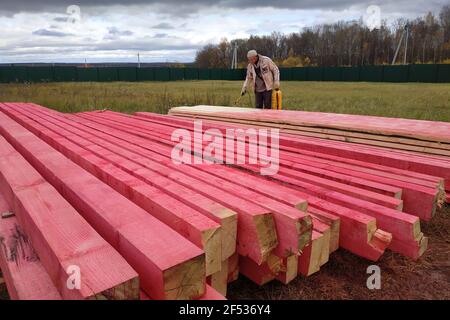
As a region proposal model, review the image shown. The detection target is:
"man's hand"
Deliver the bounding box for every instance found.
[274,82,280,90]
[241,88,247,96]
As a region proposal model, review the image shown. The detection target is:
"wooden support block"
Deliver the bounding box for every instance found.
[276,254,298,284]
[0,110,205,300]
[310,217,331,266]
[298,231,325,276]
[308,207,340,252]
[227,253,239,283]
[0,135,139,300]
[207,260,228,297]
[239,254,282,286]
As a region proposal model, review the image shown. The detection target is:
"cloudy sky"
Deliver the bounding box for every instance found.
[0,0,447,63]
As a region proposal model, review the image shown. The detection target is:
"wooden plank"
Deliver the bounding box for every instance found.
[310,217,331,266]
[0,135,139,300]
[276,254,298,284]
[6,104,273,266]
[0,109,205,300]
[207,260,228,296]
[0,193,61,300]
[308,207,340,252]
[227,253,239,283]
[298,231,325,276]
[3,107,222,276]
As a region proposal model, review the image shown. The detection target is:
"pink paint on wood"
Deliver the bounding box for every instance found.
[0,106,204,300]
[0,193,61,300]
[0,135,138,300]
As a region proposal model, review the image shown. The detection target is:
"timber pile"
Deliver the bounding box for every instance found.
[169,106,450,157]
[0,102,446,300]
[169,105,450,205]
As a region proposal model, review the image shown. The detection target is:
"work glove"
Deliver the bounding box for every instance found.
[241,88,247,96]
[274,82,280,90]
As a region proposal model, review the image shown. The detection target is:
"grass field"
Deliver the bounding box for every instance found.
[0,81,449,121]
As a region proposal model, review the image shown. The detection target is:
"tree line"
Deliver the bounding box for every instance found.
[195,5,450,68]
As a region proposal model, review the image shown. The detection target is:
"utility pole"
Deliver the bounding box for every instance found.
[231,44,238,69]
[392,24,409,65]
[137,52,141,68]
[84,58,87,68]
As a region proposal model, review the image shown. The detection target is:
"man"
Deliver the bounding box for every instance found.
[241,50,280,109]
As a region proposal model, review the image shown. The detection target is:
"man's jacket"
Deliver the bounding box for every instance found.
[242,55,280,92]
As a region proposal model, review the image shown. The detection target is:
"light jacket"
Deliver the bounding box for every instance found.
[242,55,280,92]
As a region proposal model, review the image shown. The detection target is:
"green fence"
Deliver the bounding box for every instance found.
[0,64,448,83]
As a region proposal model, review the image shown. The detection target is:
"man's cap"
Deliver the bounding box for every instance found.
[247,50,258,58]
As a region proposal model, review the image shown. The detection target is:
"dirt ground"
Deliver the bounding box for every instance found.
[1,205,448,300]
[228,204,450,300]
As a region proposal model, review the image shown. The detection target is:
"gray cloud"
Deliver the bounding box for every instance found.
[53,16,68,22]
[152,22,175,29]
[32,28,73,37]
[153,33,169,38]
[108,26,133,36]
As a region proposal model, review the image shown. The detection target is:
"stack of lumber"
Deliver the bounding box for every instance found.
[0,102,446,299]
[169,106,450,157]
[169,106,450,205]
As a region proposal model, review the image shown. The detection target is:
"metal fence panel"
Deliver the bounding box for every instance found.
[136,68,154,81]
[27,67,54,82]
[97,67,118,82]
[291,68,308,81]
[53,67,78,82]
[184,68,199,80]
[437,64,450,83]
[280,68,293,81]
[209,68,222,80]
[307,67,323,81]
[77,68,98,82]
[341,67,360,81]
[198,68,210,80]
[154,67,170,81]
[323,67,342,81]
[383,65,409,82]
[360,65,384,82]
[117,67,137,81]
[170,68,185,81]
[408,64,437,83]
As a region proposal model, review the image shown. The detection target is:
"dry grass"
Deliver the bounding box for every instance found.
[228,204,450,300]
[0,81,449,121]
